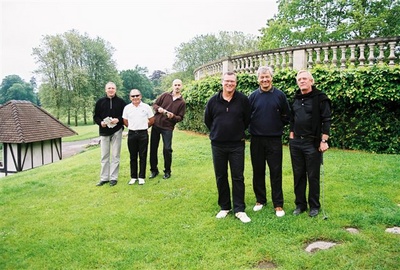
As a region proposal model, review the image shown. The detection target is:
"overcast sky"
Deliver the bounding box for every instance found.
[1,0,278,82]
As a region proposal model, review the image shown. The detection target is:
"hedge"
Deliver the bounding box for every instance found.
[179,66,400,154]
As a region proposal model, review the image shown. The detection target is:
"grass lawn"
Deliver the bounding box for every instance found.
[1,127,399,269]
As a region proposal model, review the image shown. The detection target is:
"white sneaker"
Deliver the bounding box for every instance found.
[216,210,230,219]
[128,178,137,185]
[253,203,264,211]
[138,178,145,185]
[235,212,251,223]
[275,207,285,217]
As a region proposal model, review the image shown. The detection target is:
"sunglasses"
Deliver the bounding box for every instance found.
[130,95,140,98]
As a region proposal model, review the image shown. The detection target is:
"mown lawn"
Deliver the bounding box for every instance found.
[1,128,399,269]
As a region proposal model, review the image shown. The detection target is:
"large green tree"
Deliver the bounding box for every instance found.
[259,0,400,50]
[0,75,37,104]
[33,30,120,125]
[173,31,259,80]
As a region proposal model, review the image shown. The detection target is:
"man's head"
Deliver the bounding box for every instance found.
[129,89,142,105]
[172,79,183,94]
[296,70,314,93]
[222,72,237,94]
[105,82,117,98]
[257,66,274,91]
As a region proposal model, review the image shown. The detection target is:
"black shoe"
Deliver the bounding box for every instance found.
[96,181,109,186]
[309,209,319,217]
[149,171,159,179]
[163,173,171,179]
[109,180,117,186]
[293,207,306,215]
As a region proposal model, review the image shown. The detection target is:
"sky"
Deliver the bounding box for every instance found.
[1,0,278,82]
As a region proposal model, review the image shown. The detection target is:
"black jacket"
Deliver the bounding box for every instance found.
[93,95,126,136]
[204,90,250,146]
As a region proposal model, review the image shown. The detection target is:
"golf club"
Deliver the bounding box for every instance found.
[321,153,328,220]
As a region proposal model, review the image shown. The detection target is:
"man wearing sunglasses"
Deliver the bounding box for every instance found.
[123,89,154,185]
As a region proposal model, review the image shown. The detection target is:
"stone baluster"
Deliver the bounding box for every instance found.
[331,46,338,67]
[377,43,385,65]
[388,42,397,66]
[368,43,375,66]
[315,48,321,65]
[288,51,293,69]
[322,47,330,67]
[249,56,255,72]
[349,45,356,67]
[358,44,366,66]
[257,55,264,68]
[281,52,287,68]
[269,53,275,69]
[340,45,347,69]
[307,48,313,68]
[274,53,281,69]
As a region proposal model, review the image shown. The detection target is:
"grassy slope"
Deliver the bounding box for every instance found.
[1,128,399,270]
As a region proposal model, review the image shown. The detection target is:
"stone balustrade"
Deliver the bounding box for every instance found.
[194,36,400,80]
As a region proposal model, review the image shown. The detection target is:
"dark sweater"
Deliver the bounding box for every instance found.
[290,86,332,147]
[204,90,250,146]
[152,92,186,131]
[248,86,291,137]
[93,95,126,136]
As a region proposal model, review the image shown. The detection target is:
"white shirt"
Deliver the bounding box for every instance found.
[122,102,154,130]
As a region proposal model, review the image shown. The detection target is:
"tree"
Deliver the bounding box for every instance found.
[120,66,154,103]
[259,0,400,50]
[33,30,120,125]
[0,75,37,104]
[173,31,259,79]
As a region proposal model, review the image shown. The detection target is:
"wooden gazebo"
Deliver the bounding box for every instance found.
[0,100,77,177]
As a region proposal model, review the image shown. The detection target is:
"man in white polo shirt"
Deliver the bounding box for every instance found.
[123,89,154,185]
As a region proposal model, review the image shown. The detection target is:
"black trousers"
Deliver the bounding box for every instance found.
[149,125,173,174]
[250,136,284,208]
[211,144,246,214]
[127,130,149,179]
[289,138,321,210]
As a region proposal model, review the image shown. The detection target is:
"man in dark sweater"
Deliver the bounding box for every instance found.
[289,70,331,217]
[249,66,291,217]
[93,82,126,187]
[149,79,186,180]
[204,72,251,223]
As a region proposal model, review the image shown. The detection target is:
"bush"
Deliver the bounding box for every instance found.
[181,66,400,154]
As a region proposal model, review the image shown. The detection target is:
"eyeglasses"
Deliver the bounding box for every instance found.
[130,95,140,98]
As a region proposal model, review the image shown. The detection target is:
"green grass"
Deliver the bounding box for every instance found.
[63,124,99,142]
[1,129,399,269]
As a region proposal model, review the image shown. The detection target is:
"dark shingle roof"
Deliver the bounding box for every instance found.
[0,100,77,143]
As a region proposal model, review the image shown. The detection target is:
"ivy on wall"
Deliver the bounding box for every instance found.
[180,66,400,154]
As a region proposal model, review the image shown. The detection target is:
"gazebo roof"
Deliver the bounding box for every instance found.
[0,100,77,143]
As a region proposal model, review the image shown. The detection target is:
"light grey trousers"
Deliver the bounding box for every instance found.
[100,128,123,182]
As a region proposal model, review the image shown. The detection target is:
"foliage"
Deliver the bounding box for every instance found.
[0,75,37,104]
[259,0,400,50]
[1,130,399,269]
[32,29,120,125]
[119,66,154,103]
[173,31,259,79]
[181,66,400,154]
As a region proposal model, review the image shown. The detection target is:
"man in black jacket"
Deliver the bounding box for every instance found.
[204,72,252,223]
[93,82,126,187]
[289,70,331,217]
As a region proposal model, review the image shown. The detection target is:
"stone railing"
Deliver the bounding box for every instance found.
[194,36,400,80]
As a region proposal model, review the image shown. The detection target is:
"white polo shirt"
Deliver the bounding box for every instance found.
[122,102,154,131]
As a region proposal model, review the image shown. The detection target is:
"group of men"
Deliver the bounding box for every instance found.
[205,67,331,223]
[93,79,186,187]
[92,66,331,224]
